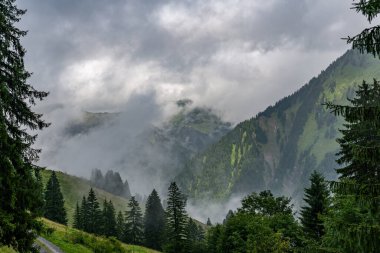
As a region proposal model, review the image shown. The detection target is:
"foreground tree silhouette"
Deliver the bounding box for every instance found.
[164,182,188,253]
[84,188,102,234]
[300,171,330,241]
[144,189,165,250]
[125,196,144,245]
[324,80,380,252]
[346,0,380,57]
[44,171,67,225]
[0,0,49,252]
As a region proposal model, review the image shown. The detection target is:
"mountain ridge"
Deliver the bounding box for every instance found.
[177,50,380,205]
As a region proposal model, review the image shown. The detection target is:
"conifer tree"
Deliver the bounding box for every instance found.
[44,171,67,225]
[125,196,144,245]
[0,0,49,251]
[346,0,380,57]
[102,199,117,237]
[116,211,125,242]
[165,182,188,253]
[325,80,380,205]
[300,171,330,241]
[206,218,212,226]
[144,189,166,250]
[85,188,102,234]
[80,196,88,230]
[73,201,81,230]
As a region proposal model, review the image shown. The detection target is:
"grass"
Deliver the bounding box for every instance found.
[40,170,130,226]
[41,218,160,253]
[0,247,17,253]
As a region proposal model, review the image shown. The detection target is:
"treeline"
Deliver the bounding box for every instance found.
[72,182,206,252]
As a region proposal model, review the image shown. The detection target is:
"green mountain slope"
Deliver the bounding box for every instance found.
[40,170,130,225]
[177,50,380,204]
[41,218,161,253]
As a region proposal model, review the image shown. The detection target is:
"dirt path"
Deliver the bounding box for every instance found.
[35,237,64,253]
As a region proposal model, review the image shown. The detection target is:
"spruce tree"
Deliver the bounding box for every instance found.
[0,0,49,251]
[300,171,330,241]
[85,188,102,234]
[116,211,125,242]
[324,80,380,252]
[73,201,81,230]
[346,0,380,57]
[79,196,88,231]
[325,80,380,204]
[144,189,166,250]
[125,196,144,245]
[206,218,212,226]
[165,182,188,253]
[101,199,117,237]
[321,2,380,252]
[44,171,67,225]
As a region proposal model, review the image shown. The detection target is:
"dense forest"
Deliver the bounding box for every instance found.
[0,0,380,253]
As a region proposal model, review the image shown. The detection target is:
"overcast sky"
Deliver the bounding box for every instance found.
[16,0,369,123]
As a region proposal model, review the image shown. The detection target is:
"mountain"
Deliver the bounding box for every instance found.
[177,50,380,204]
[59,106,231,196]
[64,111,119,136]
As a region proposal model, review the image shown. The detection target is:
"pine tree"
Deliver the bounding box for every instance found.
[325,80,380,205]
[144,189,166,250]
[165,182,188,253]
[324,80,380,252]
[0,0,49,251]
[206,218,212,226]
[116,211,125,241]
[101,199,117,237]
[125,196,144,245]
[73,201,81,229]
[300,171,330,241]
[44,171,67,225]
[346,0,380,57]
[80,196,88,231]
[85,188,102,234]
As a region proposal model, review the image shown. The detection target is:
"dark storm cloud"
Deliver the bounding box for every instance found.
[17,0,367,122]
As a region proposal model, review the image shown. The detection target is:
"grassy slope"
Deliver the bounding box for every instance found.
[40,170,130,226]
[0,247,16,253]
[41,218,160,253]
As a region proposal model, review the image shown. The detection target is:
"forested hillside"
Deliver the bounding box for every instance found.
[40,170,130,225]
[177,50,380,204]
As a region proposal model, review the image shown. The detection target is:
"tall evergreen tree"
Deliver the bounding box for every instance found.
[346,0,380,57]
[324,80,380,252]
[165,182,188,253]
[0,0,49,251]
[116,211,125,242]
[44,171,67,225]
[321,2,380,252]
[79,196,88,230]
[300,171,330,241]
[206,218,212,226]
[85,188,102,234]
[325,80,380,204]
[144,189,166,250]
[101,199,117,237]
[125,196,144,245]
[73,201,81,230]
